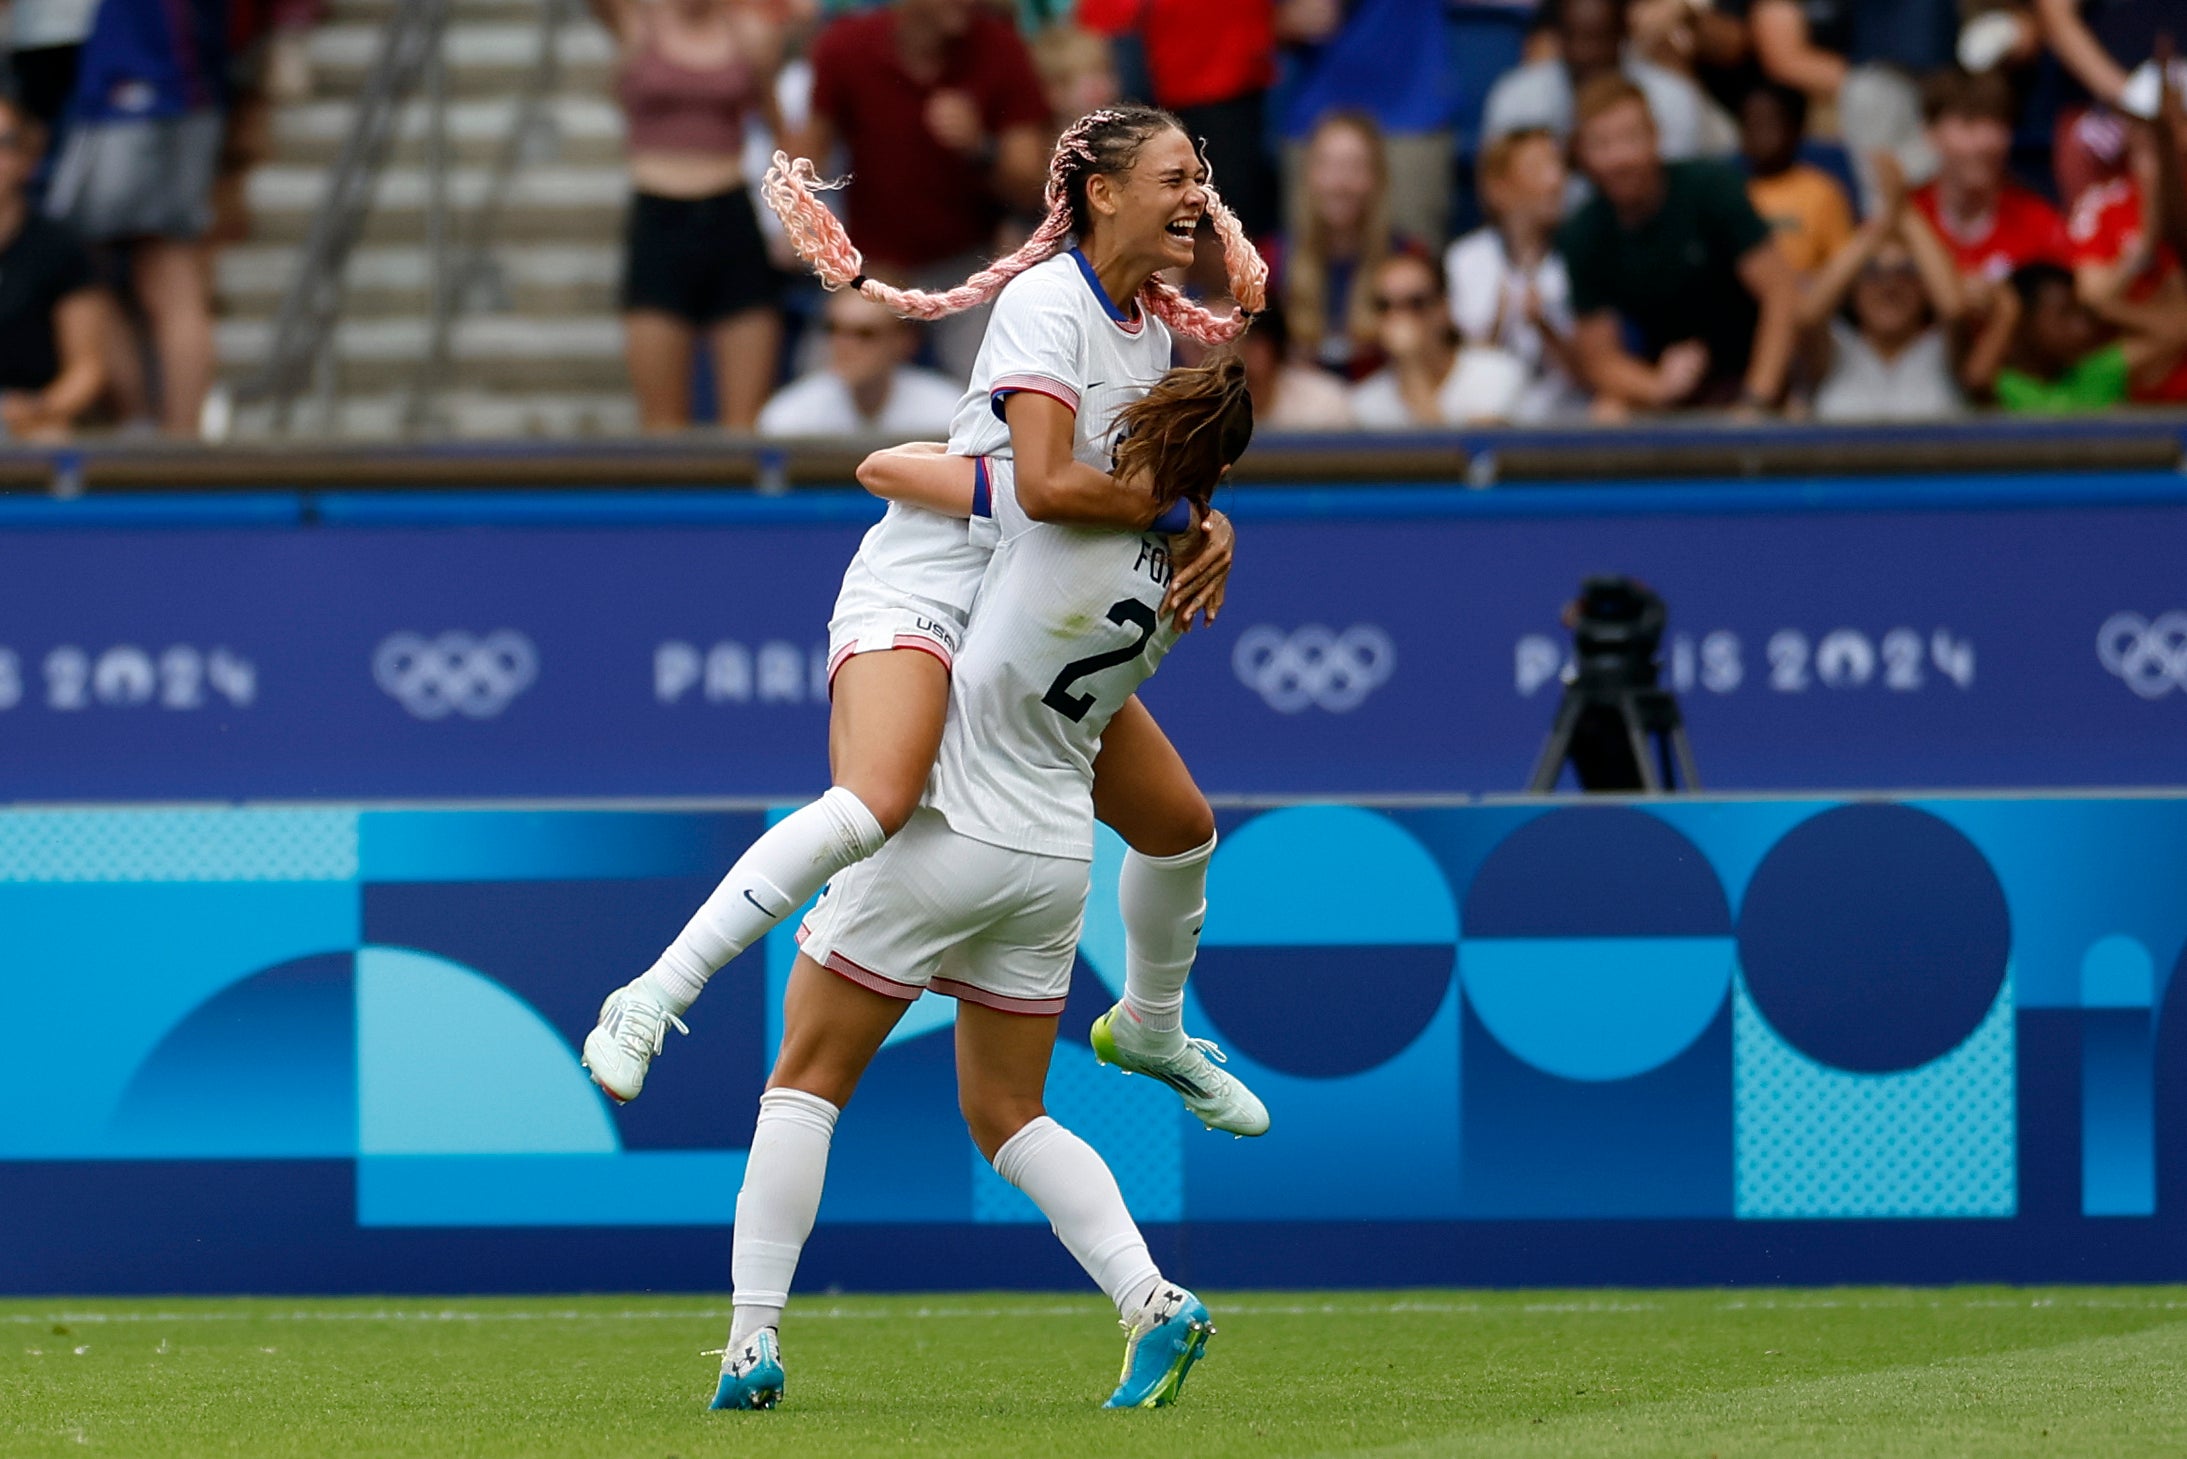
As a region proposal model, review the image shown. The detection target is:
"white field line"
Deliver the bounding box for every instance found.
[6,1295,2187,1326]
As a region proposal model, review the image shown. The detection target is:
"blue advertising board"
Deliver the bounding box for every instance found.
[4,794,2186,1295]
[1,473,2184,801]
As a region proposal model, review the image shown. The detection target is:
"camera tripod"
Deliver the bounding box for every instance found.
[1526,678,1702,793]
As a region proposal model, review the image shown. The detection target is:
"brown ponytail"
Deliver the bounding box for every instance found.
[1111,354,1255,515]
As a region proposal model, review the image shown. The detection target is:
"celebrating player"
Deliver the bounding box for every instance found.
[584,105,1270,1136]
[713,356,1255,1413]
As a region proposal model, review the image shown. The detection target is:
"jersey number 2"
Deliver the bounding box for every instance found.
[1042,598,1158,723]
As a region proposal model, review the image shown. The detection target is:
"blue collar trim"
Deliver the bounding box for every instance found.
[1068,248,1137,325]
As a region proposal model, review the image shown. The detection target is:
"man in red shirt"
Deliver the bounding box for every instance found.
[2068,87,2187,403]
[799,0,1052,377]
[1910,70,2069,293]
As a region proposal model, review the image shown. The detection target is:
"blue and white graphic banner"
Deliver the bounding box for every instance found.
[1,479,2185,799]
[4,795,2185,1294]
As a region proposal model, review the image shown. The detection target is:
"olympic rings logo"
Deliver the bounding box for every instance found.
[2097,612,2187,700]
[374,630,539,720]
[1232,624,1395,714]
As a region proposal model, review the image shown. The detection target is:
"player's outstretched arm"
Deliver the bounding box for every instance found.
[854,442,979,516]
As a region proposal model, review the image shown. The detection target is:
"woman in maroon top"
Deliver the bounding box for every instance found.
[590,0,785,429]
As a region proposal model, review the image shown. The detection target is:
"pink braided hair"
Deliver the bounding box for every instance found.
[1139,181,1267,345]
[760,108,1268,347]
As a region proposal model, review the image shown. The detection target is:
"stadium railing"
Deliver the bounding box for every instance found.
[0,417,2178,523]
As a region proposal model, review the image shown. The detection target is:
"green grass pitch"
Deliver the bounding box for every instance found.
[6,1287,2184,1458]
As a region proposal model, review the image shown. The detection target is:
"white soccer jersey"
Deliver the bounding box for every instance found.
[927,459,1182,861]
[835,499,988,627]
[947,247,1176,472]
[835,247,1173,632]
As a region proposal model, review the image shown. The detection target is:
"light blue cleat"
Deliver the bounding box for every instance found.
[710,1328,785,1411]
[1104,1287,1215,1409]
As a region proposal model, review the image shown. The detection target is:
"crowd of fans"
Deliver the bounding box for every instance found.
[0,0,235,439]
[0,0,2178,441]
[715,0,2185,438]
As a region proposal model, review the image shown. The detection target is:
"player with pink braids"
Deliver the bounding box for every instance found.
[584,104,1270,1145]
[762,105,1267,345]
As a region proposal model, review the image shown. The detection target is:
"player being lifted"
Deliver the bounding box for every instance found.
[715,356,1255,1413]
[583,106,1270,1136]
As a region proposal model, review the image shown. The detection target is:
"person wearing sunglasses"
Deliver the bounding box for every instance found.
[1349,248,1529,427]
[1802,152,1969,422]
[0,98,103,442]
[756,287,963,439]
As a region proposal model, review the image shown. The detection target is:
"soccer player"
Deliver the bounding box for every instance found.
[714,356,1254,1413]
[584,105,1270,1136]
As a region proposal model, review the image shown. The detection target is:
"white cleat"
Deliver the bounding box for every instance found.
[581,979,687,1104]
[1090,1003,1270,1137]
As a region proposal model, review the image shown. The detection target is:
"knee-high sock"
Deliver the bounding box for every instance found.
[642,788,886,1013]
[992,1116,1163,1319]
[1118,833,1216,1040]
[729,1088,840,1346]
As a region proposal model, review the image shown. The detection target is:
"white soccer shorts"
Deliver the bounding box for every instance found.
[824,553,968,692]
[797,808,1088,1016]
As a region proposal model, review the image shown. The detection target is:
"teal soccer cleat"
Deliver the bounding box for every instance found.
[1105,1287,1214,1409]
[710,1328,785,1411]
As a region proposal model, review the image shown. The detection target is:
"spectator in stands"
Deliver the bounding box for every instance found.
[45,0,224,437]
[262,0,325,105]
[2036,0,2177,200]
[1274,0,1456,248]
[1560,75,1800,412]
[1910,69,2070,294]
[1968,258,2187,410]
[1444,128,1587,422]
[1628,0,1755,117]
[1075,0,1280,239]
[8,0,96,139]
[1029,23,1120,132]
[1740,81,1853,276]
[1800,154,1968,420]
[1484,0,1733,162]
[798,0,1051,378]
[1236,297,1355,429]
[1745,0,1958,212]
[1279,110,1399,379]
[2038,0,2169,113]
[2066,69,2187,403]
[593,0,787,431]
[756,287,962,438]
[0,98,104,440]
[1350,249,1531,427]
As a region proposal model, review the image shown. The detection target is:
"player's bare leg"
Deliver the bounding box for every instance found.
[957,1001,1213,1407]
[827,648,952,838]
[1092,695,1215,859]
[1088,697,1268,1136]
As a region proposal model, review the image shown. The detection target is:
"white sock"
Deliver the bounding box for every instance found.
[641,788,886,1013]
[729,1087,840,1347]
[991,1116,1163,1320]
[1118,833,1216,1042]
